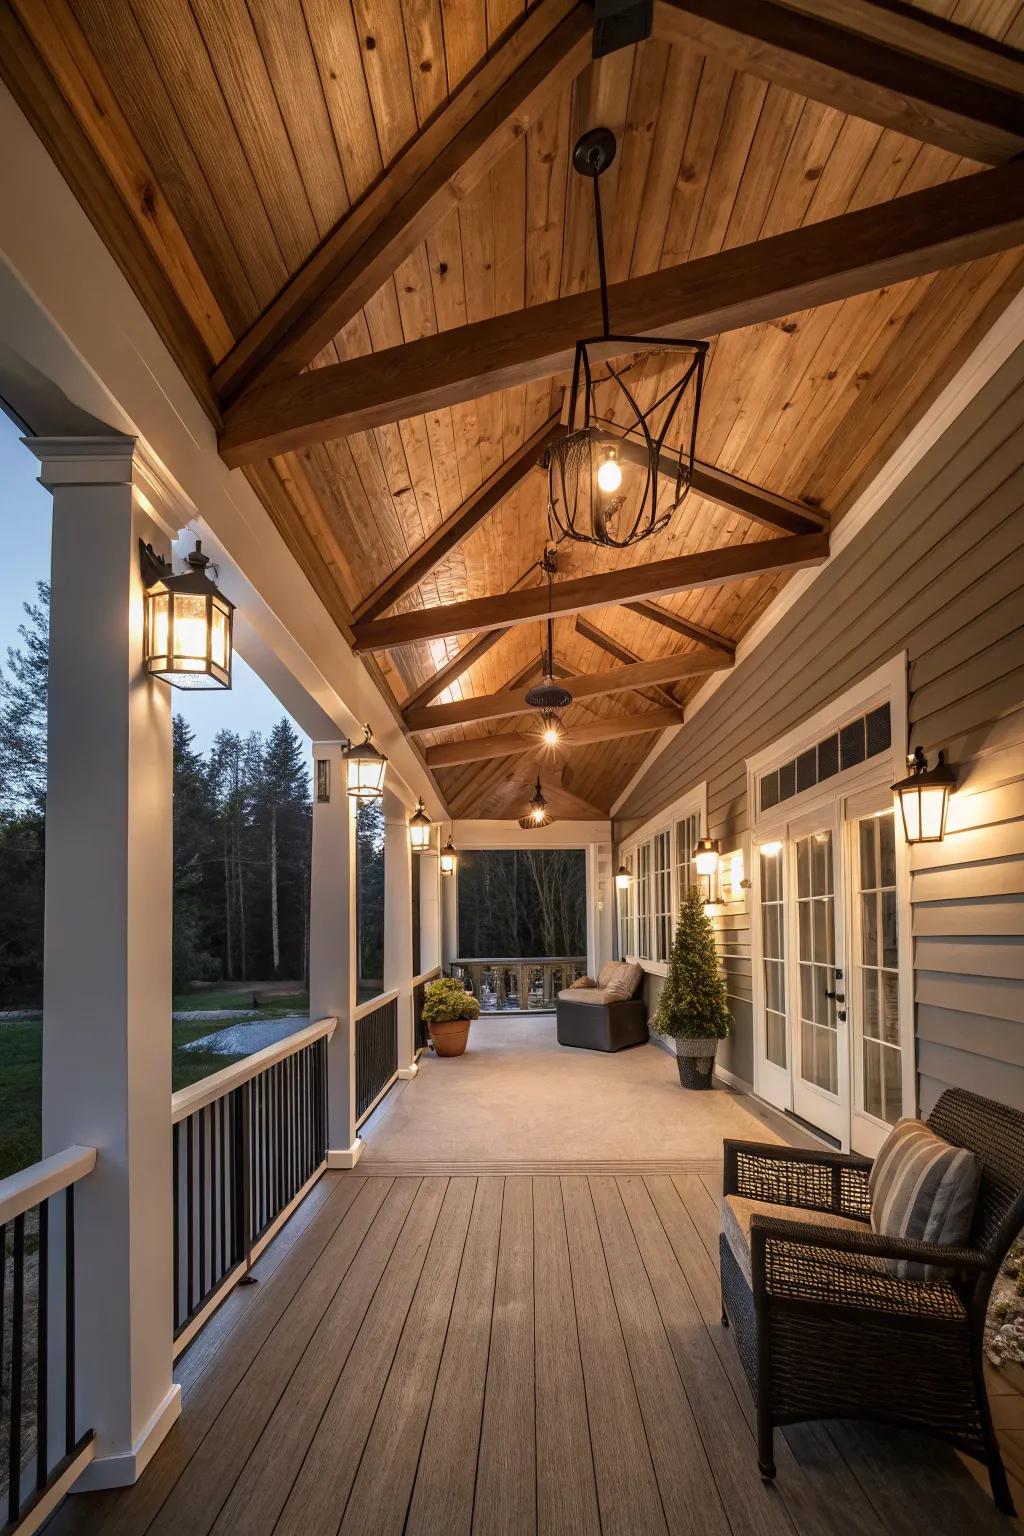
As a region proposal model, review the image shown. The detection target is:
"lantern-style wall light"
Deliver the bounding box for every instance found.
[693,835,721,902]
[615,864,631,891]
[345,725,387,801]
[440,830,458,877]
[892,747,957,844]
[409,798,431,852]
[141,539,234,689]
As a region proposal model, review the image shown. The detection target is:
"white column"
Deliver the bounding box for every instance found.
[383,788,416,1078]
[308,742,362,1168]
[31,436,179,1489]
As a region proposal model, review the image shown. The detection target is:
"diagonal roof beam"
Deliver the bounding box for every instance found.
[219,162,1024,464]
[425,707,686,768]
[399,629,510,715]
[212,1,591,403]
[353,532,828,651]
[623,599,735,658]
[405,647,726,732]
[654,0,1024,166]
[573,614,683,711]
[354,413,562,624]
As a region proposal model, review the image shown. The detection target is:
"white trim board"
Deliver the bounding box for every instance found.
[611,288,1024,818]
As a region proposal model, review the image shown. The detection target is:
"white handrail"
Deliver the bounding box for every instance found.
[411,966,442,988]
[171,1016,337,1125]
[0,1145,97,1227]
[353,988,400,1022]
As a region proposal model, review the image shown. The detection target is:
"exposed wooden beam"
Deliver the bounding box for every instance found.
[654,0,1024,166]
[354,414,562,624]
[623,600,735,658]
[573,615,682,711]
[400,629,510,714]
[211,1,591,402]
[425,708,686,768]
[219,163,1024,463]
[612,440,827,536]
[354,533,828,651]
[406,648,725,732]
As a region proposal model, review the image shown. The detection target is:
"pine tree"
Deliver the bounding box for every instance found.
[0,581,49,815]
[652,886,732,1042]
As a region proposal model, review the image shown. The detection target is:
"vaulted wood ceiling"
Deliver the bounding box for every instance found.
[6,0,1024,818]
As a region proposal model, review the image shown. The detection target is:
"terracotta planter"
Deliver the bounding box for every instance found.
[429,1017,471,1057]
[675,1036,718,1089]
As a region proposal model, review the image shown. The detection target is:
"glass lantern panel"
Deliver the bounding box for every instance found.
[211,600,229,670]
[172,593,209,669]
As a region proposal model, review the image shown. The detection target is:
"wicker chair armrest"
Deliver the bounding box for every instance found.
[749,1214,989,1319]
[723,1139,872,1219]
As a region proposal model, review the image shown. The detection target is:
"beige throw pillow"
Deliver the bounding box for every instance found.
[570,975,596,989]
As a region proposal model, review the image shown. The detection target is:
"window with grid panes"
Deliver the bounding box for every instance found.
[636,842,652,961]
[653,830,672,961]
[617,853,633,959]
[674,812,700,913]
[759,847,787,1068]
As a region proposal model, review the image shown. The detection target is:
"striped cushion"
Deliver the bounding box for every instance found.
[869,1118,981,1280]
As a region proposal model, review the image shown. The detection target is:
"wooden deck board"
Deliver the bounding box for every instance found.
[50,1169,1013,1536]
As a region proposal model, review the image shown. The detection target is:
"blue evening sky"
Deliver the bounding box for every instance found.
[0,412,309,760]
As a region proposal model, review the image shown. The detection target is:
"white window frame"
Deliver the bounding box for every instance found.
[747,654,914,1154]
[617,784,708,977]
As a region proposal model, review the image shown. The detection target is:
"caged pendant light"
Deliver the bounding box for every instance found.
[519,777,554,830]
[546,128,708,549]
[525,548,572,733]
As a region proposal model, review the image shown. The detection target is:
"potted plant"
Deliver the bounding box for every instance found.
[421,974,481,1057]
[652,885,732,1089]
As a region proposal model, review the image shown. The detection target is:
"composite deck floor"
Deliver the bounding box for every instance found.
[48,1166,1015,1536]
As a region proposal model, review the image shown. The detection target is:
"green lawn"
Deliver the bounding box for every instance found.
[0,998,310,1181]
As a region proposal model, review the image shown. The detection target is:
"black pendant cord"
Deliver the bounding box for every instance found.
[592,172,611,340]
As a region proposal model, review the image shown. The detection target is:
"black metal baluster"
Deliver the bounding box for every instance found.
[276,1064,285,1214]
[198,1106,207,1306]
[185,1115,196,1320]
[1,1219,7,1410]
[9,1213,25,1525]
[172,1121,181,1330]
[65,1187,75,1454]
[36,1197,49,1490]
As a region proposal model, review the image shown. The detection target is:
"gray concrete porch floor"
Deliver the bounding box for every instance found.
[359,1013,814,1170]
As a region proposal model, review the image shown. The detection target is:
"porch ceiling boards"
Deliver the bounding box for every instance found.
[44,1167,1011,1536]
[7,0,1024,814]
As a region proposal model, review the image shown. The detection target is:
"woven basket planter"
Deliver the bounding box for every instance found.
[674,1035,719,1090]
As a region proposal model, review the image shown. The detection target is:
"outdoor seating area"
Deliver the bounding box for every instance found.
[2,0,1024,1530]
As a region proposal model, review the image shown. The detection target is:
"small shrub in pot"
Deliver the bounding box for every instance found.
[652,886,731,1089]
[422,975,481,1057]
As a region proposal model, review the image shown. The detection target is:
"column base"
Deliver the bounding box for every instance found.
[74,1381,181,1491]
[326,1137,364,1169]
[398,1062,419,1080]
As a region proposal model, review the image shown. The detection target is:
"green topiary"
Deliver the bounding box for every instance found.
[422,975,481,1025]
[652,885,732,1042]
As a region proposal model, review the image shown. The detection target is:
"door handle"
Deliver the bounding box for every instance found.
[825,989,845,1003]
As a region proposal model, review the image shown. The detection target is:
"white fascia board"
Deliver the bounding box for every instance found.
[610,285,1024,819]
[0,81,445,819]
[452,819,611,849]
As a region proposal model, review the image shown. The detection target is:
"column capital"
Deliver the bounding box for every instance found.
[23,434,139,489]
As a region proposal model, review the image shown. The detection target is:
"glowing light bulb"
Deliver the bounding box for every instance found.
[543,726,560,747]
[597,451,622,494]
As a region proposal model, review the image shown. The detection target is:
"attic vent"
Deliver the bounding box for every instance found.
[759,704,891,814]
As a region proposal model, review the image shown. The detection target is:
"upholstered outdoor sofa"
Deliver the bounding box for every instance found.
[556,961,647,1052]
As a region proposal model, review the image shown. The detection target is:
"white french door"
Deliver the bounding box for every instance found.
[789,809,849,1143]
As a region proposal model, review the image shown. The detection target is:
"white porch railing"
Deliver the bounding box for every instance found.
[354,989,400,1127]
[170,1017,336,1357]
[412,966,442,1053]
[0,1147,97,1536]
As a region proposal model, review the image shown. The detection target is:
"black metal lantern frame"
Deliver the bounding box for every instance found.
[547,128,708,550]
[518,776,554,830]
[141,539,234,690]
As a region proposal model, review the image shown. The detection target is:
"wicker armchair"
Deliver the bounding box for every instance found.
[719,1088,1024,1516]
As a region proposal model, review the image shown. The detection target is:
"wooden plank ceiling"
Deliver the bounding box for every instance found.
[6,0,1024,818]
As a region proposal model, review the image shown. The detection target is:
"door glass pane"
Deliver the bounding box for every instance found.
[855,812,902,1125]
[760,848,786,1068]
[795,830,838,1095]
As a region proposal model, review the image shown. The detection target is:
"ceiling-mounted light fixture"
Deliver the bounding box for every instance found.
[440,827,458,877]
[408,798,431,852]
[892,747,957,844]
[525,547,573,725]
[141,539,234,690]
[545,127,707,550]
[345,725,387,801]
[518,777,554,830]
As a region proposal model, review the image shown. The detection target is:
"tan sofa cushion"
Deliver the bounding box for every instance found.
[720,1193,874,1288]
[602,961,643,1001]
[558,986,613,1005]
